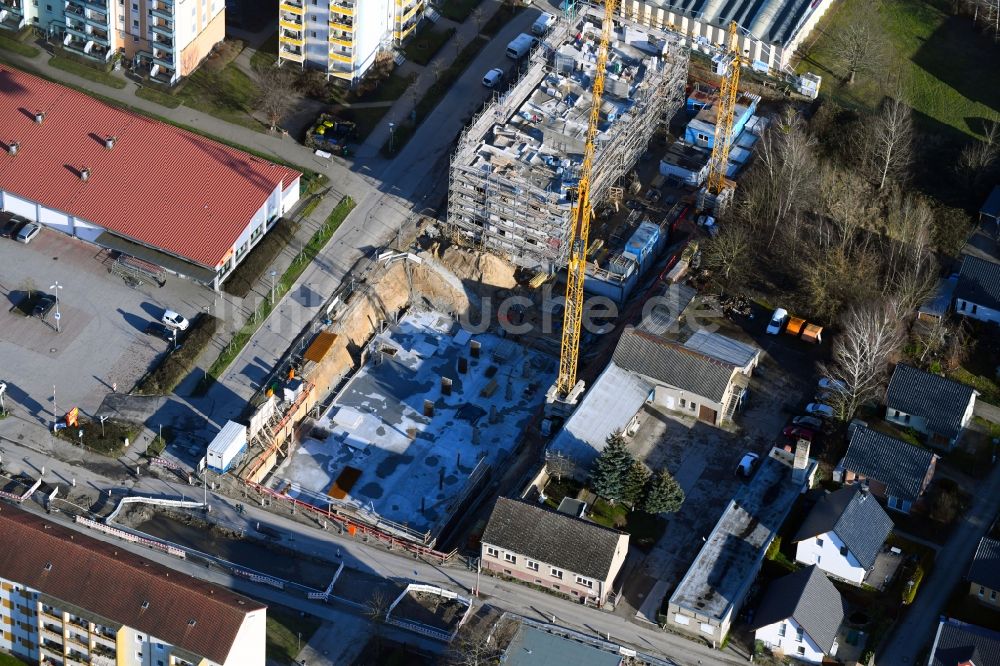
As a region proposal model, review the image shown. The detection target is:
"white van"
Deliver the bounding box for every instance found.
[506,33,538,59]
[531,12,556,36]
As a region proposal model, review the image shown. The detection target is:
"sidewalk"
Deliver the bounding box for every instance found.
[356,0,503,157]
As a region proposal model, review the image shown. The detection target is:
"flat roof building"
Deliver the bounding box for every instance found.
[666,445,817,643]
[0,67,301,289]
[0,505,266,666]
[619,0,836,73]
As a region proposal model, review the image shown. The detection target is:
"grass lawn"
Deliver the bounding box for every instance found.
[174,64,260,130]
[403,27,456,66]
[54,417,140,457]
[335,71,416,141]
[589,497,666,550]
[439,0,483,22]
[797,0,1000,140]
[361,71,416,104]
[265,606,322,665]
[222,218,301,298]
[251,31,279,71]
[0,32,40,57]
[135,85,181,108]
[0,653,30,666]
[49,55,126,89]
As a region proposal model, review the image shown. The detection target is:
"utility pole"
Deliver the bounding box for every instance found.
[52,385,57,431]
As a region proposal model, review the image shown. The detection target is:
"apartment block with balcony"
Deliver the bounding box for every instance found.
[0,0,28,32]
[278,0,424,84]
[0,506,267,666]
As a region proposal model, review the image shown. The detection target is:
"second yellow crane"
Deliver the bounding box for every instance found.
[706,21,741,196]
[554,0,618,399]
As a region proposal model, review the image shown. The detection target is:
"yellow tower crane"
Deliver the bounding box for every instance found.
[706,21,742,196]
[554,0,618,399]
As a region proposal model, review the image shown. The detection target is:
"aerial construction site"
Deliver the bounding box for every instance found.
[447,9,689,272]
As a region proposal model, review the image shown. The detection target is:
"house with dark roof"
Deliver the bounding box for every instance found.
[0,506,266,666]
[955,254,1000,325]
[753,565,845,664]
[886,364,979,449]
[982,184,1000,226]
[928,618,1000,666]
[793,485,894,586]
[838,426,938,514]
[968,536,1000,609]
[480,497,629,606]
[611,326,756,427]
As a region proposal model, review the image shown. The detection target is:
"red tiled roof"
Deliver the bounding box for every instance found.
[0,67,301,267]
[0,506,265,664]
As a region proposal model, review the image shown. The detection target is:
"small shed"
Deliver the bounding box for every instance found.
[981,185,1000,225]
[917,276,958,322]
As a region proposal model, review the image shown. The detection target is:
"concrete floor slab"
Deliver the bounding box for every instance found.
[271,310,556,536]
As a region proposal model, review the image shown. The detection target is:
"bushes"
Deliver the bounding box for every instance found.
[136,314,220,395]
[222,218,300,297]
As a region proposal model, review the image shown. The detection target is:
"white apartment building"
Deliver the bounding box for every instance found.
[278,0,424,83]
[0,0,224,84]
[0,506,266,666]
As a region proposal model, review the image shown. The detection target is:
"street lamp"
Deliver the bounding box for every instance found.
[49,281,63,333]
[388,122,396,154]
[52,384,57,431]
[0,382,6,416]
[270,270,278,304]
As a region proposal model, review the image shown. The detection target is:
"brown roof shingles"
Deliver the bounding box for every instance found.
[0,506,263,664]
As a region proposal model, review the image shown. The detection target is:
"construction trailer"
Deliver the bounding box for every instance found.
[207,420,248,474]
[447,10,688,272]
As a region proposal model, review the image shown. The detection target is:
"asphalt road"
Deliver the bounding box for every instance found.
[877,461,1000,664]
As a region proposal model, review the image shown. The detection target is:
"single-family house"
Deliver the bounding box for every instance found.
[928,618,1000,666]
[611,326,758,427]
[968,536,1000,609]
[885,364,979,449]
[955,254,1000,324]
[917,276,958,323]
[839,426,938,514]
[753,565,845,664]
[793,485,894,586]
[480,497,629,607]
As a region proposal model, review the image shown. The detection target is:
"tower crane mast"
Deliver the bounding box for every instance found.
[554,0,618,398]
[706,21,741,196]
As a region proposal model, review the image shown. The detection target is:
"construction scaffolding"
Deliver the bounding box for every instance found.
[447,9,688,271]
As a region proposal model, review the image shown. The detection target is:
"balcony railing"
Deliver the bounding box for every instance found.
[278,0,303,15]
[150,5,172,19]
[150,20,173,36]
[329,2,353,16]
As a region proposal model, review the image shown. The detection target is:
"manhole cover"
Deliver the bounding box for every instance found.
[49,348,58,353]
[52,257,59,260]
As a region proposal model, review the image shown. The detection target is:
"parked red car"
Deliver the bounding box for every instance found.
[782,425,816,441]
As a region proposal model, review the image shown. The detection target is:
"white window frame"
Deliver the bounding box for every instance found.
[550,567,563,580]
[486,546,498,558]
[526,560,539,572]
[504,552,517,564]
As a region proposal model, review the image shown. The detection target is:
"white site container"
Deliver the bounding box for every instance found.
[206,420,248,473]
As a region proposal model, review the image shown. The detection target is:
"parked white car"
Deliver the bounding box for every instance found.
[161,310,189,331]
[15,222,40,244]
[805,403,836,419]
[818,377,847,393]
[736,452,759,478]
[482,68,504,88]
[766,307,788,335]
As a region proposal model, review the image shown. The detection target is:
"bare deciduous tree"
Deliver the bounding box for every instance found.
[253,65,296,131]
[443,615,518,666]
[818,164,873,250]
[827,299,906,419]
[741,109,818,244]
[703,219,753,286]
[955,118,1000,195]
[364,588,391,658]
[833,23,880,84]
[867,97,914,190]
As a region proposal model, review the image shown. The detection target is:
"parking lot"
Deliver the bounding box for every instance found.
[0,227,215,420]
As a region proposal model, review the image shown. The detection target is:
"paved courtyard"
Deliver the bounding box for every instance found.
[0,227,214,420]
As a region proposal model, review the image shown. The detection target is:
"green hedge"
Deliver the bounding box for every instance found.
[136,313,220,395]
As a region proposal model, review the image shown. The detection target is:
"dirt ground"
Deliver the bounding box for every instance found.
[390,591,468,632]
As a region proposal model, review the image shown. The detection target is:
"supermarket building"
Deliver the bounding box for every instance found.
[0,66,302,290]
